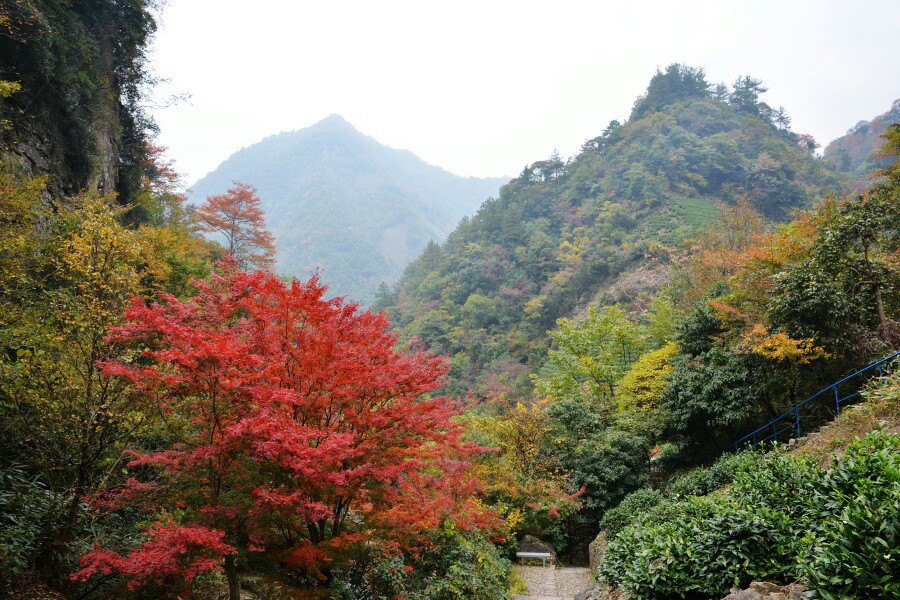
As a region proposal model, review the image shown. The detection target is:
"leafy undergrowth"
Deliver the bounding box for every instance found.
[508,568,528,595]
[596,374,900,600]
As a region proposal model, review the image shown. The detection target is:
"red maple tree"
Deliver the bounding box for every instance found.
[73,266,498,598]
[195,181,276,271]
[72,521,235,594]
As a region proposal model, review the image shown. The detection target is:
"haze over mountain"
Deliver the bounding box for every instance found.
[824,98,900,179]
[4,0,900,593]
[191,115,505,302]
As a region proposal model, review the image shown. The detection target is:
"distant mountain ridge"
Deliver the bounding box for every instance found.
[824,99,900,176]
[191,115,505,302]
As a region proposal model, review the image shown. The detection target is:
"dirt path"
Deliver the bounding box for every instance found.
[513,566,593,600]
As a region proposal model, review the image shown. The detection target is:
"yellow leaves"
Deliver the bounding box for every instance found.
[0,162,49,299]
[0,170,155,500]
[471,400,555,486]
[577,355,597,369]
[705,297,829,366]
[558,236,588,263]
[505,507,524,532]
[616,341,680,413]
[135,223,215,293]
[54,194,143,332]
[0,80,21,98]
[523,294,546,318]
[738,324,829,365]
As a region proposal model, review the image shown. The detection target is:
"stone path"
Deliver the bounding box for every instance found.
[513,566,593,600]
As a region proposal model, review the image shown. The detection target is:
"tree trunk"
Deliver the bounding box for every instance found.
[225,554,240,600]
[875,285,888,341]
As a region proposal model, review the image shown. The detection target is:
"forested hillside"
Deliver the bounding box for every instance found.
[378,66,843,399]
[2,5,898,594]
[824,98,900,179]
[1,7,512,598]
[192,115,505,302]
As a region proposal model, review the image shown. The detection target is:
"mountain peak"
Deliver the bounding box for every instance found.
[308,113,357,133]
[191,123,505,303]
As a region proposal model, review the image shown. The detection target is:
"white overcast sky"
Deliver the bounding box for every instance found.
[147,0,900,185]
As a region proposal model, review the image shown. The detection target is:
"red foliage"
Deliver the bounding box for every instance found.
[82,267,498,588]
[72,521,234,592]
[195,181,276,271]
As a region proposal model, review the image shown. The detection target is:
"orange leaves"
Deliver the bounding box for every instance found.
[678,198,766,309]
[195,181,276,271]
[706,301,829,365]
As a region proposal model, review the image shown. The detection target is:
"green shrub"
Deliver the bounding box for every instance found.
[330,545,408,600]
[405,528,511,600]
[804,430,900,600]
[599,432,900,599]
[0,466,54,590]
[729,449,822,522]
[599,494,801,598]
[667,449,759,497]
[704,449,760,490]
[599,488,663,536]
[330,528,510,600]
[666,466,708,497]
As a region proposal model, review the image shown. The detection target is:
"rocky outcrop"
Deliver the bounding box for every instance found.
[517,535,558,565]
[588,530,608,571]
[0,1,155,201]
[721,581,806,600]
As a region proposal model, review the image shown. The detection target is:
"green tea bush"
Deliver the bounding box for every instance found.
[599,431,900,599]
[599,494,800,598]
[729,449,822,521]
[804,430,900,599]
[667,449,759,497]
[666,467,707,497]
[599,488,663,536]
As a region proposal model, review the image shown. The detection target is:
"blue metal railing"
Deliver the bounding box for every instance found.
[731,350,899,452]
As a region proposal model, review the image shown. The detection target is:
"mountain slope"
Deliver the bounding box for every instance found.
[377,66,845,399]
[191,115,505,302]
[823,99,900,179]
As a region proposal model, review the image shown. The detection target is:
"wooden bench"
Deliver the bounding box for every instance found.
[516,551,553,567]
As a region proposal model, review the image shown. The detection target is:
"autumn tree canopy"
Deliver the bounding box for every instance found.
[195,182,276,271]
[74,267,499,598]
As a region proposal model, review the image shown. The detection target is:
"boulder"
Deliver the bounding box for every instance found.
[575,585,602,600]
[574,584,625,600]
[721,581,806,600]
[588,530,608,571]
[517,535,557,565]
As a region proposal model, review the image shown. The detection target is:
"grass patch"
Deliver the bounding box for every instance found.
[795,371,900,465]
